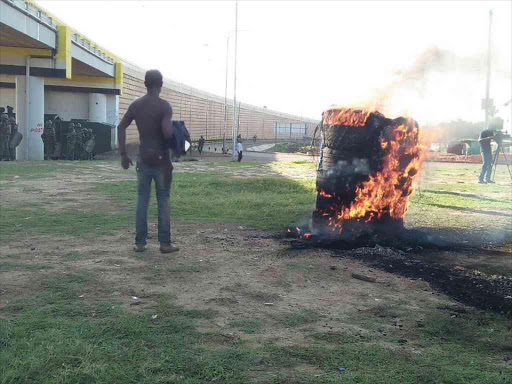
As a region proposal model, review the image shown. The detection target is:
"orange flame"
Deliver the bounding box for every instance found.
[319,190,334,198]
[322,107,374,126]
[317,117,424,233]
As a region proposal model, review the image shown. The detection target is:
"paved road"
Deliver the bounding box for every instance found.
[199,139,281,154]
[98,141,317,163]
[195,150,317,163]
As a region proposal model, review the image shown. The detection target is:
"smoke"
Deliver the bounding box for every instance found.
[359,46,511,114]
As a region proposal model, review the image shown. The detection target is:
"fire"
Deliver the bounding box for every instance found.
[323,107,373,127]
[316,110,423,234]
[319,190,333,198]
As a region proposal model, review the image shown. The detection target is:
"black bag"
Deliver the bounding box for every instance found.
[166,120,191,155]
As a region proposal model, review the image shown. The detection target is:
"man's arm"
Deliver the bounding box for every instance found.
[162,102,173,140]
[479,135,494,143]
[117,105,135,169]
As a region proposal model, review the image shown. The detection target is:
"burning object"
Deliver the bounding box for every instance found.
[310,107,422,237]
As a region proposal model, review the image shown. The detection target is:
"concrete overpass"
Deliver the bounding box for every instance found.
[0,0,123,160]
[1,0,319,160]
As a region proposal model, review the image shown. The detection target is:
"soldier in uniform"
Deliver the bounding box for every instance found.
[6,106,14,118]
[73,123,83,160]
[66,123,76,160]
[41,120,49,158]
[8,117,18,161]
[0,114,11,161]
[80,125,89,159]
[84,128,95,160]
[42,120,57,160]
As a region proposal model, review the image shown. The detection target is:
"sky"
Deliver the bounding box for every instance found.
[37,0,512,126]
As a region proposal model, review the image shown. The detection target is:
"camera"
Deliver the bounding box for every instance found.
[494,131,512,146]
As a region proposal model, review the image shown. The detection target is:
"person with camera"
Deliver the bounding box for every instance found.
[478,128,495,184]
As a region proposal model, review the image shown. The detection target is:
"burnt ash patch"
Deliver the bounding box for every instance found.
[283,228,512,314]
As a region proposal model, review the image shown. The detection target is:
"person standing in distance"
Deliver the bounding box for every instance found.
[198,135,205,155]
[478,128,495,184]
[236,139,244,162]
[117,69,179,253]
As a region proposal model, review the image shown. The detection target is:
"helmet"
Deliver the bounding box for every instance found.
[69,123,75,129]
[76,123,82,129]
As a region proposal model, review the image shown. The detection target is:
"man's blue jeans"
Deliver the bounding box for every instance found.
[479,151,493,182]
[135,164,172,246]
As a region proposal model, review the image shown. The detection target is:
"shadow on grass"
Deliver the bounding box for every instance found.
[423,189,511,203]
[428,203,512,218]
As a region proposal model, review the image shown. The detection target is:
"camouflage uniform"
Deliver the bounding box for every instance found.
[42,120,57,159]
[73,123,83,160]
[80,127,89,159]
[84,128,95,160]
[8,117,18,161]
[0,114,11,161]
[66,123,76,160]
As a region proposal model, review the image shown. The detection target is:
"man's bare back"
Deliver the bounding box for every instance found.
[118,94,173,167]
[117,80,173,169]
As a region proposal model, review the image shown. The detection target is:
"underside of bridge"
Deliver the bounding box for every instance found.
[0,0,123,160]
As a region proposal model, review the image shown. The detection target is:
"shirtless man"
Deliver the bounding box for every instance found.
[117,69,179,253]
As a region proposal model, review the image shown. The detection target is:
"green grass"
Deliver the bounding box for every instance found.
[412,189,511,210]
[0,261,53,271]
[263,340,511,383]
[274,309,322,328]
[3,160,507,238]
[0,160,92,180]
[224,161,259,167]
[62,251,86,261]
[1,291,255,384]
[0,207,132,239]
[2,282,511,383]
[229,319,263,334]
[96,172,316,231]
[1,160,512,383]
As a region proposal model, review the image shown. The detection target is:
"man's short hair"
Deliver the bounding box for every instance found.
[145,70,163,89]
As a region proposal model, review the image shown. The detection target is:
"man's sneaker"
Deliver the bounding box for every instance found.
[160,243,180,254]
[134,245,146,252]
[478,180,486,184]
[487,180,495,184]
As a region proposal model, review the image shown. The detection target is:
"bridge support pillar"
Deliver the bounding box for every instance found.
[15,75,45,161]
[106,94,119,148]
[89,93,107,123]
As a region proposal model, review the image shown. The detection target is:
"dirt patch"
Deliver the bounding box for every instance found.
[286,237,512,314]
[0,222,460,340]
[1,165,134,212]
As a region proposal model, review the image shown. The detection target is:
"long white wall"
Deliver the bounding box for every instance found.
[1,88,90,121]
[0,88,16,109]
[45,91,89,120]
[121,60,319,143]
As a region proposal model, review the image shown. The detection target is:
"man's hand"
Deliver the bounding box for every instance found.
[121,154,133,170]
